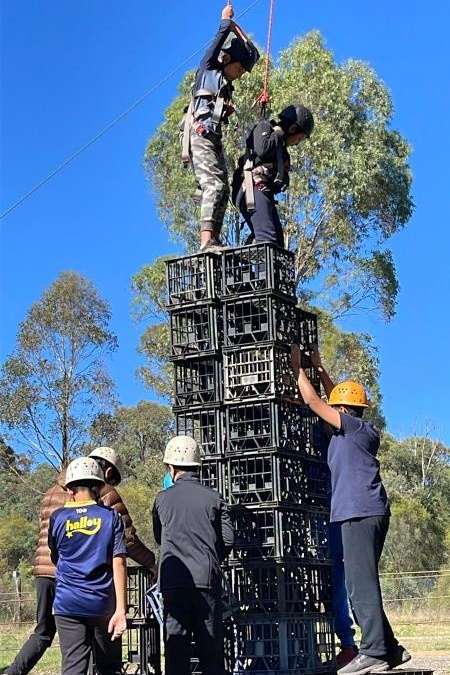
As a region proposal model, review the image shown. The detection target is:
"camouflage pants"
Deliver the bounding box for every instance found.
[190,131,229,233]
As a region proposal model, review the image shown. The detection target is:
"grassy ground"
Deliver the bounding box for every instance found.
[0,617,449,674]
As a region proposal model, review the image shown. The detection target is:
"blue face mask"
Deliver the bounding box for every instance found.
[162,472,173,489]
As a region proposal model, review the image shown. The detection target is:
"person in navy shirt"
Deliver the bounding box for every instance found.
[291,344,410,675]
[48,457,127,675]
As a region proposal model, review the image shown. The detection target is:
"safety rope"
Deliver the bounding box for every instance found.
[0,0,263,222]
[255,0,275,118]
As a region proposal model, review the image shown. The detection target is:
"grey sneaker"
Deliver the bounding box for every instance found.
[199,238,226,254]
[338,653,389,675]
[388,645,411,669]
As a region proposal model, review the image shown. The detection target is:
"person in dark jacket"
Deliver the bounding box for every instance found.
[4,447,156,675]
[152,435,234,675]
[232,104,314,247]
[182,4,259,252]
[291,344,411,675]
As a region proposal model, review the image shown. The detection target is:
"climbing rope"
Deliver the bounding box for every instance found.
[255,0,275,117]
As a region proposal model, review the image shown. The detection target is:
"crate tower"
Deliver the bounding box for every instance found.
[167,243,335,675]
[124,566,161,674]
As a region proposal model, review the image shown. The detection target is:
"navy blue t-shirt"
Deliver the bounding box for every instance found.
[49,500,126,617]
[328,413,389,522]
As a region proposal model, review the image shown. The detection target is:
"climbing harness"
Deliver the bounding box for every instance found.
[236,0,278,213]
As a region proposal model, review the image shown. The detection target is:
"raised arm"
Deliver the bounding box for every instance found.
[309,344,335,399]
[291,344,341,430]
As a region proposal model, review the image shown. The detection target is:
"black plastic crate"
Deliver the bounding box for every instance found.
[225,400,327,459]
[297,308,318,348]
[173,357,222,407]
[124,620,161,674]
[230,614,335,674]
[126,566,153,622]
[226,561,332,615]
[166,253,222,306]
[224,294,298,347]
[169,303,222,358]
[223,344,297,402]
[175,405,224,456]
[223,243,296,298]
[227,452,329,507]
[200,457,227,495]
[230,505,329,563]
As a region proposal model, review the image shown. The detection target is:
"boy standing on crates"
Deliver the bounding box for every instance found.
[181,4,259,252]
[48,457,127,675]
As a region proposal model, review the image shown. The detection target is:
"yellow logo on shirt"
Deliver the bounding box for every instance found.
[65,516,102,538]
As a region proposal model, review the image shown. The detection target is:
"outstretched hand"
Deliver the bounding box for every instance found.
[291,344,302,377]
[309,344,322,369]
[222,4,234,20]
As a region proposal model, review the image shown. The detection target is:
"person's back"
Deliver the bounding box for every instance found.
[154,472,232,592]
[49,457,127,675]
[5,447,155,675]
[152,436,234,675]
[50,500,124,617]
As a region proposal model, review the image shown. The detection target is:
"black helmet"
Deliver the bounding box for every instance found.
[279,104,314,137]
[222,36,260,72]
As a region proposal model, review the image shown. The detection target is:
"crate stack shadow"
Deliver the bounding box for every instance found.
[166,243,335,675]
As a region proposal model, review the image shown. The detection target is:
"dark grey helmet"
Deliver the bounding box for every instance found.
[222,36,260,72]
[279,104,314,137]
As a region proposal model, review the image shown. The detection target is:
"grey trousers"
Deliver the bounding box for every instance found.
[341,514,398,657]
[190,131,229,234]
[55,614,122,675]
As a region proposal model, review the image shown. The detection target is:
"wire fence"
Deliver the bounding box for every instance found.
[1,569,450,665]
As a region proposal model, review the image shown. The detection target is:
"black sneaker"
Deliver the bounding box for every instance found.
[338,653,389,675]
[388,645,411,669]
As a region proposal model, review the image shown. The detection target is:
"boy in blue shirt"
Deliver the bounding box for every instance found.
[48,457,127,675]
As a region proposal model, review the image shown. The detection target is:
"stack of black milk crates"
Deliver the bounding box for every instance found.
[124,566,161,675]
[166,244,335,675]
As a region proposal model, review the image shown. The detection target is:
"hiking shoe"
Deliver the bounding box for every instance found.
[336,646,359,667]
[388,645,411,669]
[337,653,389,674]
[199,238,226,254]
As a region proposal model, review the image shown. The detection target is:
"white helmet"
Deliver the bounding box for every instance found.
[89,446,123,484]
[65,457,105,488]
[163,436,201,466]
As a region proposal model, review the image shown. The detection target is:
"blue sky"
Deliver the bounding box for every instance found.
[1,0,449,444]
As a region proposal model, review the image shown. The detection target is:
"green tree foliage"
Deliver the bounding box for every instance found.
[0,438,55,522]
[144,31,413,320]
[379,433,450,514]
[0,272,118,469]
[0,514,37,569]
[118,478,162,556]
[89,401,174,486]
[382,498,447,574]
[315,310,385,428]
[379,433,450,574]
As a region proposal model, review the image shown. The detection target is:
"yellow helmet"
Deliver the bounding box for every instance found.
[328,381,368,408]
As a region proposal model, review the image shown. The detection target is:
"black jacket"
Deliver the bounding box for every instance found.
[232,118,291,201]
[152,472,234,593]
